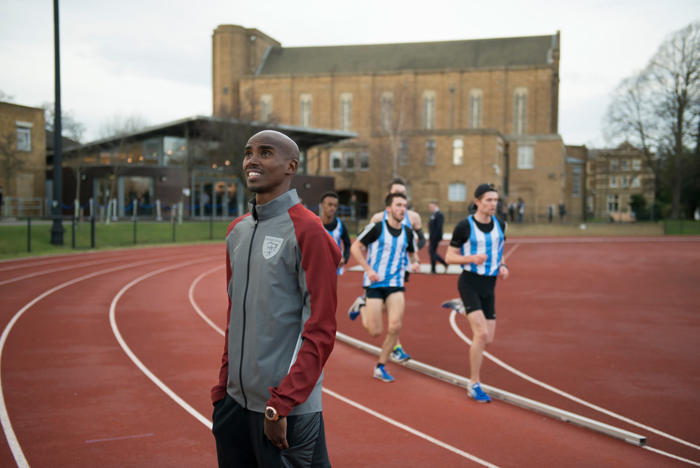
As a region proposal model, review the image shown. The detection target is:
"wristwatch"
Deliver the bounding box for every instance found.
[265,406,279,421]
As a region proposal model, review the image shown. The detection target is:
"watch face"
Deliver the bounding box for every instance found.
[265,407,276,420]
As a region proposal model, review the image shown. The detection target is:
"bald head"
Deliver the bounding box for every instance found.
[247,130,299,161]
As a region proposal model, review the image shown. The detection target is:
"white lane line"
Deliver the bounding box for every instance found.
[109,259,217,430]
[0,256,197,468]
[0,257,77,271]
[0,253,199,286]
[188,265,226,334]
[323,388,497,467]
[643,446,700,466]
[187,267,498,467]
[448,312,700,457]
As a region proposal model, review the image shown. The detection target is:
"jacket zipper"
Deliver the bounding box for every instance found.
[239,218,258,408]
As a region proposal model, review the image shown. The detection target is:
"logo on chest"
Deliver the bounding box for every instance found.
[262,236,284,259]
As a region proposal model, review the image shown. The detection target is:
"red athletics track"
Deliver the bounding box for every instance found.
[0,239,697,467]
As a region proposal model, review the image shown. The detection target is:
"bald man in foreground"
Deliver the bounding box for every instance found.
[211,130,340,467]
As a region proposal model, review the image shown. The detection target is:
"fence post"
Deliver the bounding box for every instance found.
[171,207,176,242]
[91,214,95,248]
[133,213,138,245]
[27,217,31,253]
[71,216,76,248]
[156,199,162,221]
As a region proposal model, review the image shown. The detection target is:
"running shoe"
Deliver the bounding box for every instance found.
[390,345,411,362]
[441,298,466,315]
[373,364,394,383]
[347,295,365,321]
[468,382,492,403]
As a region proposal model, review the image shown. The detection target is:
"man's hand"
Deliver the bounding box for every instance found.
[264,417,289,450]
[410,261,421,272]
[367,269,380,282]
[339,258,346,266]
[471,253,487,265]
[498,265,509,280]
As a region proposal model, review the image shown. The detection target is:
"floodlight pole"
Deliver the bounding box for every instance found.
[50,0,64,245]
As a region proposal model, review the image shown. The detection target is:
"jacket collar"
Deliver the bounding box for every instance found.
[249,189,300,221]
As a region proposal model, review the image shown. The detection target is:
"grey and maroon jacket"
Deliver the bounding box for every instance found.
[211,189,340,417]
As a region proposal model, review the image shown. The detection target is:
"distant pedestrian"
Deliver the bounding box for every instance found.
[547,204,554,223]
[558,201,566,223]
[508,202,516,223]
[517,198,525,223]
[320,191,351,274]
[428,201,448,273]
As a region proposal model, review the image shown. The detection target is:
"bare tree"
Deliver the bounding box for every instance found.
[377,81,413,180]
[42,102,85,143]
[605,21,700,218]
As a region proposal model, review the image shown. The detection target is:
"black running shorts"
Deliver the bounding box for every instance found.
[457,270,497,320]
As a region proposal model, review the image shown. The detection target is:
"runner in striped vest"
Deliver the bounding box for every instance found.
[319,192,350,275]
[348,193,420,383]
[444,184,510,403]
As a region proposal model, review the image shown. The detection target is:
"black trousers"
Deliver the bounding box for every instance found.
[212,394,331,468]
[429,238,446,272]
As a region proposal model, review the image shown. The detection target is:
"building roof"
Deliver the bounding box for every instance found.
[258,34,558,76]
[51,115,356,158]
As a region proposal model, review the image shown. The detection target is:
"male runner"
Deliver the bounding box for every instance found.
[443,183,509,403]
[357,177,425,362]
[319,191,351,274]
[348,192,420,382]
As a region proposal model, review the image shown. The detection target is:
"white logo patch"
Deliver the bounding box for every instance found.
[262,236,284,259]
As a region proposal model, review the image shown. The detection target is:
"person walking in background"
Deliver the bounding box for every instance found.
[547,204,554,223]
[517,198,525,223]
[211,130,339,467]
[320,191,351,274]
[443,183,509,403]
[428,201,447,273]
[558,201,567,223]
[508,201,516,223]
[347,192,421,383]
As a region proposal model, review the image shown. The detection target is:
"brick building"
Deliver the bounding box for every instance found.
[212,24,571,222]
[586,143,655,220]
[0,101,46,216]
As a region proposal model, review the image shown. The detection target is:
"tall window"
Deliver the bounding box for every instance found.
[517,144,534,169]
[299,94,312,127]
[16,122,32,152]
[358,152,370,171]
[448,183,466,202]
[344,152,356,171]
[610,159,619,171]
[330,151,342,171]
[621,175,629,188]
[632,159,641,171]
[339,93,352,131]
[607,194,619,212]
[399,139,408,166]
[452,138,464,165]
[423,90,435,130]
[469,89,483,129]
[380,92,393,131]
[513,88,527,135]
[621,159,629,171]
[631,176,641,188]
[610,176,618,188]
[425,139,436,166]
[260,94,273,121]
[572,167,582,197]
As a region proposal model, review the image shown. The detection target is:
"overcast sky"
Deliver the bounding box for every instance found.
[1,0,698,146]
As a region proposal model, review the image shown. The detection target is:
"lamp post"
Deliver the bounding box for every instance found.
[50,0,64,245]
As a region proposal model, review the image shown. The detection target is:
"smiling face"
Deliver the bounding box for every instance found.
[243,131,298,204]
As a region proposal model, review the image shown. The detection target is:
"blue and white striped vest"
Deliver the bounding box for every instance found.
[363,220,409,288]
[459,215,505,276]
[325,218,345,275]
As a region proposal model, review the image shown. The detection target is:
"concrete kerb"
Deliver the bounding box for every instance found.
[334,331,646,447]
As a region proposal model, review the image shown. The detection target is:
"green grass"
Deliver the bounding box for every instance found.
[663,220,700,235]
[0,219,232,260]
